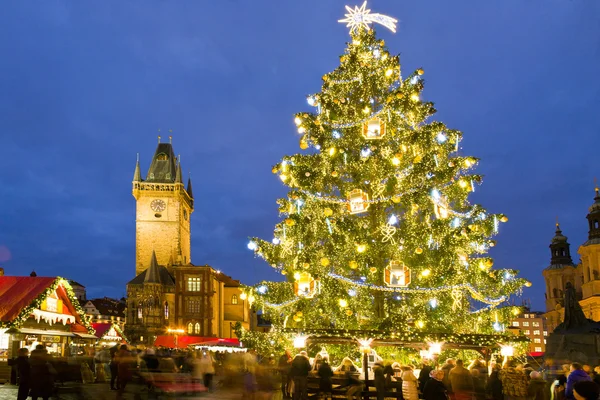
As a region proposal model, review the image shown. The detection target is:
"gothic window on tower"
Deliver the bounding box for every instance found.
[194,323,200,334]
[137,305,143,319]
[232,295,238,305]
[187,323,193,334]
[157,153,168,161]
[187,277,201,292]
[164,302,169,319]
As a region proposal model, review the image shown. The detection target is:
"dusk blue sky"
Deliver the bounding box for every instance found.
[1,1,599,311]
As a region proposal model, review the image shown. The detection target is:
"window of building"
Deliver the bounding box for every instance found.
[544,339,547,344]
[513,322,519,327]
[137,305,143,319]
[187,300,200,314]
[532,322,540,327]
[164,302,169,319]
[535,347,542,352]
[533,330,540,336]
[187,277,201,292]
[194,323,200,334]
[232,295,238,305]
[187,323,193,334]
[524,314,529,318]
[522,322,529,326]
[524,330,530,335]
[543,331,548,336]
[534,338,541,343]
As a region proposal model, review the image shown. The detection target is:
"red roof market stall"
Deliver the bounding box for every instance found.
[92,323,127,346]
[0,276,96,361]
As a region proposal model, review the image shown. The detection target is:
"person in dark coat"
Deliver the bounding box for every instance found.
[528,371,548,400]
[486,364,503,400]
[373,361,387,400]
[573,380,600,400]
[16,348,31,400]
[279,350,293,398]
[109,344,119,390]
[317,357,334,400]
[29,345,54,400]
[290,351,311,400]
[423,370,448,400]
[419,361,433,394]
[441,359,456,393]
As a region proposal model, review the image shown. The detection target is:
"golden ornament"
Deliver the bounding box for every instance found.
[323,75,328,81]
[285,218,295,226]
[485,259,494,268]
[417,68,424,75]
[413,155,423,163]
[324,208,333,217]
[302,263,310,269]
[331,171,339,177]
[396,93,404,99]
[349,261,358,269]
[320,258,330,267]
[500,216,508,223]
[392,195,402,203]
[448,161,455,167]
[345,309,353,316]
[296,311,303,317]
[271,166,278,174]
[333,99,340,104]
[299,138,309,150]
[415,247,423,254]
[369,267,377,273]
[524,281,532,287]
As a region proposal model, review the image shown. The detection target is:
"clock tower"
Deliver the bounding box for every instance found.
[132,138,194,276]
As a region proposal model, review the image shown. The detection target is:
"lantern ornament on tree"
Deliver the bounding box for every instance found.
[362,117,386,140]
[384,260,411,287]
[347,189,370,214]
[433,196,449,219]
[293,272,318,298]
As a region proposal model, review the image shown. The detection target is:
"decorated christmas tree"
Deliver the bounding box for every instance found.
[247,2,529,335]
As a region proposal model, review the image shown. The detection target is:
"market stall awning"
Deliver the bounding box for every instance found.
[192,338,241,347]
[153,335,237,349]
[17,328,76,337]
[74,333,99,339]
[92,323,127,343]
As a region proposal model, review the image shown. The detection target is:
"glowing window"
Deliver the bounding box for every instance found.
[187,277,201,292]
[522,322,529,327]
[535,347,542,352]
[194,323,200,334]
[187,323,193,334]
[232,295,238,305]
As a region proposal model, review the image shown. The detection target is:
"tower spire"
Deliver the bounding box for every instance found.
[144,250,161,283]
[187,172,194,198]
[133,154,142,182]
[175,156,183,183]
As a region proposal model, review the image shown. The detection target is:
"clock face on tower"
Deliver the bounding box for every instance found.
[150,199,166,212]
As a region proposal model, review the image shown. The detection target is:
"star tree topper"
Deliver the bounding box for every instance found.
[338,1,398,34]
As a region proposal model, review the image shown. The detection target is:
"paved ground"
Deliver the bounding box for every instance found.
[0,383,246,399]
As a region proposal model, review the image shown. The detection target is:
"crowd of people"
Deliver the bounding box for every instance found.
[11,344,600,400]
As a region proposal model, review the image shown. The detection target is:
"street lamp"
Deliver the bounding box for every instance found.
[167,328,185,349]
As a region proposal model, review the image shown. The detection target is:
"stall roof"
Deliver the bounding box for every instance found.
[0,277,57,322]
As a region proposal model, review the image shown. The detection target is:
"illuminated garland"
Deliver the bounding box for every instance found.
[328,273,507,305]
[280,328,528,348]
[0,277,95,335]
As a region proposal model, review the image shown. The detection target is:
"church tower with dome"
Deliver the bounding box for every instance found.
[544,188,600,331]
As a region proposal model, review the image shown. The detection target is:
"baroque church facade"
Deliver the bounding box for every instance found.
[125,139,251,345]
[543,188,600,331]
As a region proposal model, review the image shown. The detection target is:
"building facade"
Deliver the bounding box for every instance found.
[125,139,250,345]
[81,297,126,329]
[508,310,548,355]
[543,188,600,331]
